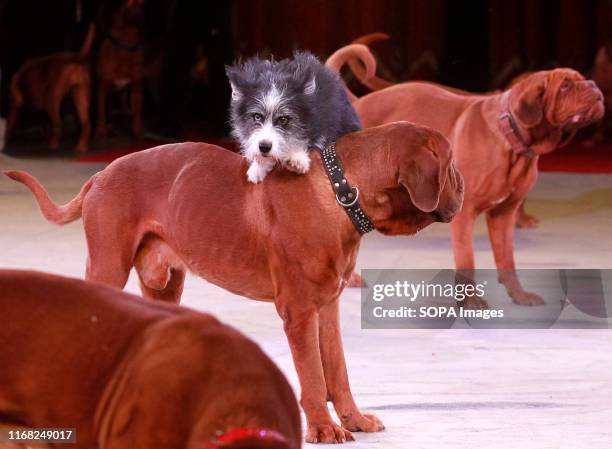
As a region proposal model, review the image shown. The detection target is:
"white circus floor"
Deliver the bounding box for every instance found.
[1,153,612,448]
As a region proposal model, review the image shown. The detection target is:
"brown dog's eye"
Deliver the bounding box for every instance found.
[560,79,572,92]
[277,116,290,126]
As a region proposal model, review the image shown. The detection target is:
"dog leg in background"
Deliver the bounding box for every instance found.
[96,83,109,138]
[451,209,489,309]
[131,83,144,139]
[47,96,62,150]
[318,298,384,433]
[72,82,91,153]
[247,158,276,184]
[486,201,544,305]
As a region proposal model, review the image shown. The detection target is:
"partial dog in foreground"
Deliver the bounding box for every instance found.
[226,52,364,183]
[328,41,604,306]
[7,122,463,444]
[0,270,300,449]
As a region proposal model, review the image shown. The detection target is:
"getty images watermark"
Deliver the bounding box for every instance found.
[361,269,612,329]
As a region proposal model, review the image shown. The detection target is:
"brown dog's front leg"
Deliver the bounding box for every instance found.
[96,83,108,138]
[486,202,544,305]
[280,304,353,444]
[131,83,144,139]
[451,210,489,309]
[319,298,385,433]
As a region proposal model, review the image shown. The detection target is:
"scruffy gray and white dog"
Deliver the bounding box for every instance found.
[226,52,362,183]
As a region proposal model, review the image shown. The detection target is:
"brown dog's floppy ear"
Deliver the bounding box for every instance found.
[514,78,545,127]
[398,149,442,213]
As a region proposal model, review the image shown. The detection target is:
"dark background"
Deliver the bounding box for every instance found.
[0,0,610,143]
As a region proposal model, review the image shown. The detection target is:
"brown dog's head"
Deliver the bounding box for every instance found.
[356,122,464,236]
[510,68,604,153]
[113,0,144,29]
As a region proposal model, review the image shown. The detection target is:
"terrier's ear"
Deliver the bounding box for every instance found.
[304,76,317,95]
[229,82,242,102]
[226,65,243,102]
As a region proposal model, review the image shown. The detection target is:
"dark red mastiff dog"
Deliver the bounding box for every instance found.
[328,41,604,306]
[0,269,300,449]
[6,122,464,443]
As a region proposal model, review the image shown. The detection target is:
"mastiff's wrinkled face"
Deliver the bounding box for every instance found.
[369,123,464,236]
[511,69,604,152]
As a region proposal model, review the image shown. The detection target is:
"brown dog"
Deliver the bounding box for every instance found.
[6,25,95,153]
[330,47,603,305]
[0,269,300,449]
[96,0,145,139]
[6,122,464,444]
[591,44,612,142]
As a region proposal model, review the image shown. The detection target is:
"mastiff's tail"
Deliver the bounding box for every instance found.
[4,170,93,225]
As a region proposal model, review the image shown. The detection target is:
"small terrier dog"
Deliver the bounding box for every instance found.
[226,52,362,183]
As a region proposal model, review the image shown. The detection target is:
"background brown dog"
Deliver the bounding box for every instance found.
[329,45,603,306]
[591,44,612,142]
[96,0,145,140]
[7,122,463,444]
[0,269,301,449]
[6,24,94,153]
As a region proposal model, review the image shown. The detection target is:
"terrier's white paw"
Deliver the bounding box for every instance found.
[247,160,273,183]
[284,151,311,174]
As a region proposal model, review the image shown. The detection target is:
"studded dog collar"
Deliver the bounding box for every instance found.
[320,143,375,234]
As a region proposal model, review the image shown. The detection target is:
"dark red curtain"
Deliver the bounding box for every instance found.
[232,0,612,90]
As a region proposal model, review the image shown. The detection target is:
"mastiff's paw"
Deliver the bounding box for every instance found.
[459,296,490,310]
[346,272,366,288]
[516,212,539,229]
[341,412,385,433]
[306,422,354,444]
[511,290,545,306]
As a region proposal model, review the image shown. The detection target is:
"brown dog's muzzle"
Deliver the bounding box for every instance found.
[430,161,464,223]
[568,80,605,126]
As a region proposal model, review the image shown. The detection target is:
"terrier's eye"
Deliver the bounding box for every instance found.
[252,113,263,122]
[277,116,290,126]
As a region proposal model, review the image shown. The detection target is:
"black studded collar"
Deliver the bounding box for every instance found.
[319,143,375,235]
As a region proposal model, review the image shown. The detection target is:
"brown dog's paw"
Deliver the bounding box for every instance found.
[511,290,545,306]
[459,296,490,310]
[306,422,354,444]
[346,272,367,288]
[341,412,385,433]
[74,143,88,154]
[516,212,539,229]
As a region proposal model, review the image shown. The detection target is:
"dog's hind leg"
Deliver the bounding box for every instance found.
[83,220,136,289]
[134,236,186,303]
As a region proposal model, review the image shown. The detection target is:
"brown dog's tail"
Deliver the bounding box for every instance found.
[78,23,96,59]
[4,170,93,225]
[325,43,377,103]
[348,32,395,91]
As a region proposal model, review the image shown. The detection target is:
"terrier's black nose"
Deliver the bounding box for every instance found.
[259,141,272,154]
